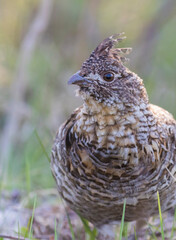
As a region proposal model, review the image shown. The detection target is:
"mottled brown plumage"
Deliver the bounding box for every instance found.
[51,33,176,238]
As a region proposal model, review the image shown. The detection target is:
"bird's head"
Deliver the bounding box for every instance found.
[68,33,148,110]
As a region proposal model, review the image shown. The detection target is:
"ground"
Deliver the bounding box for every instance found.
[1,190,176,240]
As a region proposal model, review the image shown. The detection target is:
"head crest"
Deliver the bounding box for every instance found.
[90,33,132,63]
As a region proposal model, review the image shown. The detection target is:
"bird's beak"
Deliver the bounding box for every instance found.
[68,72,90,86]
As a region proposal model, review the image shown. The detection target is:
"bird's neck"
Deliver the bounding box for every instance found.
[83,97,149,121]
[74,98,152,147]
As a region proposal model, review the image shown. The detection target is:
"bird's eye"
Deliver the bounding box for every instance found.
[103,72,114,82]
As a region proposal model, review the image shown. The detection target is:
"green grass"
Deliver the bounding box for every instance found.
[3,130,54,191]
[29,196,37,239]
[79,215,97,240]
[13,196,37,239]
[170,208,176,239]
[148,223,157,240]
[123,223,128,239]
[25,157,31,194]
[66,211,76,240]
[118,198,126,240]
[35,130,51,163]
[133,226,137,240]
[54,218,58,240]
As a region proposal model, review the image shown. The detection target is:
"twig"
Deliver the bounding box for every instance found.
[0,234,52,240]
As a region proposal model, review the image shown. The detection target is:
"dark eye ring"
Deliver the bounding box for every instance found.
[103,72,114,82]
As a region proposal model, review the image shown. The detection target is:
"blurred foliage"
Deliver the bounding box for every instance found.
[0,0,175,190]
[0,0,37,45]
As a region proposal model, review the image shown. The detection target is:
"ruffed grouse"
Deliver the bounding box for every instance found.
[51,34,176,238]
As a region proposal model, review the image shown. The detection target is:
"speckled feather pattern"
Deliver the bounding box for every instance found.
[51,34,176,230]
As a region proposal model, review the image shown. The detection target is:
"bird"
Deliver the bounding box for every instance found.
[51,33,176,239]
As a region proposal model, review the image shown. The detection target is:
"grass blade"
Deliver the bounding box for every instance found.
[66,212,76,240]
[134,226,137,240]
[123,223,128,240]
[54,218,58,240]
[25,158,31,194]
[148,224,157,240]
[79,215,97,240]
[170,208,176,239]
[29,195,37,239]
[34,130,50,163]
[18,221,21,240]
[157,191,165,240]
[118,198,126,240]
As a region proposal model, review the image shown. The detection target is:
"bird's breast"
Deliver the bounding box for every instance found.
[72,105,142,169]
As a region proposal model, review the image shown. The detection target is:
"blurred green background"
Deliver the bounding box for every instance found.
[0,0,176,191]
